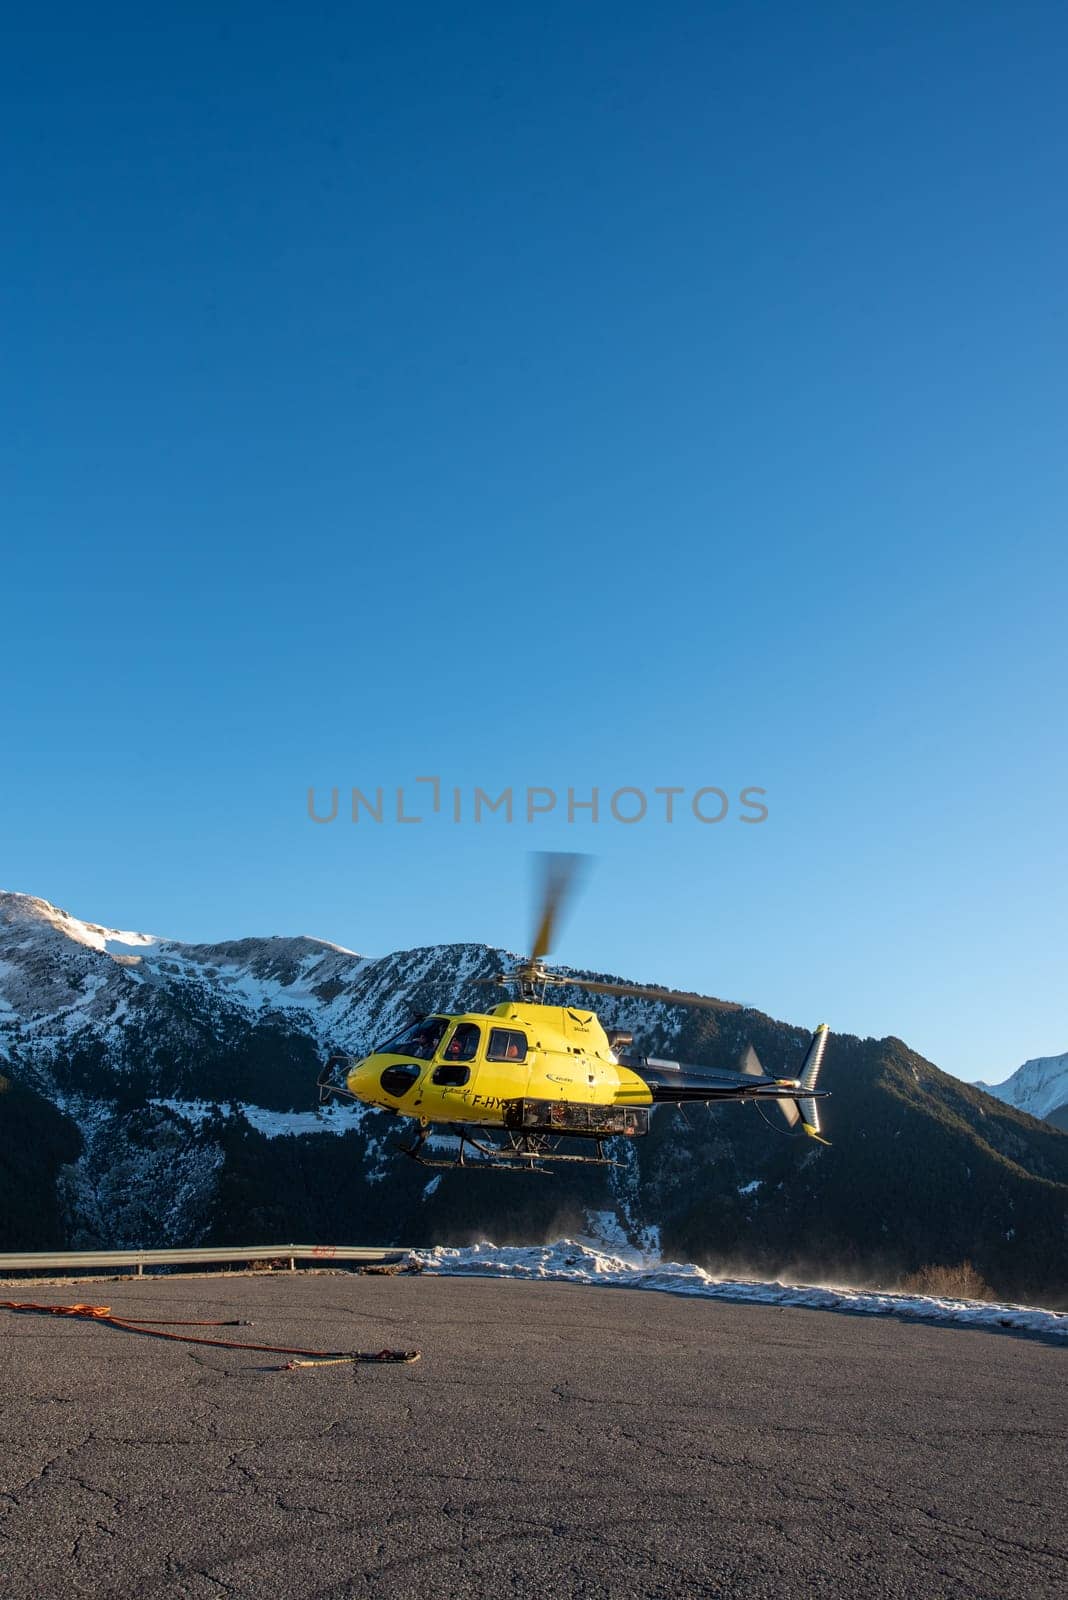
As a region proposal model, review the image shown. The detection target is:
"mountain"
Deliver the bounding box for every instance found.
[2,890,1067,1304]
[977,1054,1068,1130]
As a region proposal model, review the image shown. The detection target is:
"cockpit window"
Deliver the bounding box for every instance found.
[380,1063,422,1098]
[374,1016,449,1061]
[432,1062,471,1088]
[442,1022,480,1063]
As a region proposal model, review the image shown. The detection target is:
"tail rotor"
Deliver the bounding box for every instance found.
[747,1026,830,1141]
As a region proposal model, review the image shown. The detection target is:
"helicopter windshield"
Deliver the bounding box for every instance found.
[374,1016,449,1061]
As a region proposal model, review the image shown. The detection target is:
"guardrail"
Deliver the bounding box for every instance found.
[0,1244,411,1277]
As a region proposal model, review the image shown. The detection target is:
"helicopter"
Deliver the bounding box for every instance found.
[317,854,831,1172]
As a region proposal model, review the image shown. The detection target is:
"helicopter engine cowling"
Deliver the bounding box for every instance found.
[502,1099,649,1138]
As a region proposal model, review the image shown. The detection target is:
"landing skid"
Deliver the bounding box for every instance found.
[402,1126,624,1174]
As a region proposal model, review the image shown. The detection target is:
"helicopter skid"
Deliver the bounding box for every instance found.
[402,1126,624,1174]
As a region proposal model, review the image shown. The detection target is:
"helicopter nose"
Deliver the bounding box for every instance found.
[351,1055,428,1108]
[345,1056,375,1099]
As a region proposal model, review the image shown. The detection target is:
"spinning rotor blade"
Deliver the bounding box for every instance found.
[546,974,724,1010]
[740,1038,805,1129]
[739,1044,766,1078]
[529,852,587,963]
[776,1096,801,1129]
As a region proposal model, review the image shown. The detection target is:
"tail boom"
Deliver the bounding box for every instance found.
[620,1023,831,1142]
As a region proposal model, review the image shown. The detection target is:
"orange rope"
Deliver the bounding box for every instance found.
[1,1300,421,1366]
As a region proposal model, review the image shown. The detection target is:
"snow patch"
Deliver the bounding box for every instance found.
[149,1097,368,1138]
[242,1102,367,1138]
[408,1241,1068,1339]
[583,1209,632,1253]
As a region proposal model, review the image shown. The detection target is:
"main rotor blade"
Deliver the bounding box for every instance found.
[544,974,724,1011]
[530,852,588,963]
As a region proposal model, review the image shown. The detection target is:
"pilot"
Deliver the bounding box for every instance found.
[506,1038,522,1060]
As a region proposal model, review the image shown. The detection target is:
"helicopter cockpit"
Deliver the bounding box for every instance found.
[373,1016,450,1060]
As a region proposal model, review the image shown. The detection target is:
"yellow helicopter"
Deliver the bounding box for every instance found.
[318,855,830,1171]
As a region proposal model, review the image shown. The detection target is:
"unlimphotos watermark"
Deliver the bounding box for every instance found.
[307,777,768,826]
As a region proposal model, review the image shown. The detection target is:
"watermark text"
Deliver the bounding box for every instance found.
[307,778,768,826]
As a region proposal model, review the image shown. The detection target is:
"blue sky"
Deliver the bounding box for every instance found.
[4,3,1065,1083]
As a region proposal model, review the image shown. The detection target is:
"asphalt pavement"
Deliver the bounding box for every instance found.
[1,1271,1064,1599]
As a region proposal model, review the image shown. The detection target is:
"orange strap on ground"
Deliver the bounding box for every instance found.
[0,1300,420,1366]
[3,1302,245,1325]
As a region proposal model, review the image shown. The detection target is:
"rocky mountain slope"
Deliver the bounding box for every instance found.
[977,1054,1068,1132]
[2,890,1066,1303]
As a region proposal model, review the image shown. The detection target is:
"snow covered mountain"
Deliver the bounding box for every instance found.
[0,889,691,1250]
[0,890,491,1060]
[2,889,1067,1303]
[976,1054,1068,1129]
[0,889,516,1248]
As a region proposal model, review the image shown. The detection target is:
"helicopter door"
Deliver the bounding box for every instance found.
[430,1022,483,1092]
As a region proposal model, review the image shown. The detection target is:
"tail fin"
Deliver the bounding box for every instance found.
[799,1023,828,1091]
[780,1024,830,1143]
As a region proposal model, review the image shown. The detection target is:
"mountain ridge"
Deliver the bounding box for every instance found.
[977,1052,1068,1126]
[1,889,1065,1303]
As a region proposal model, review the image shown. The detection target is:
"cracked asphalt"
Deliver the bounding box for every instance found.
[0,1272,1065,1599]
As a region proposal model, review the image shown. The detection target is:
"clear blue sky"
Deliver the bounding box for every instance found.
[4,3,1065,1084]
